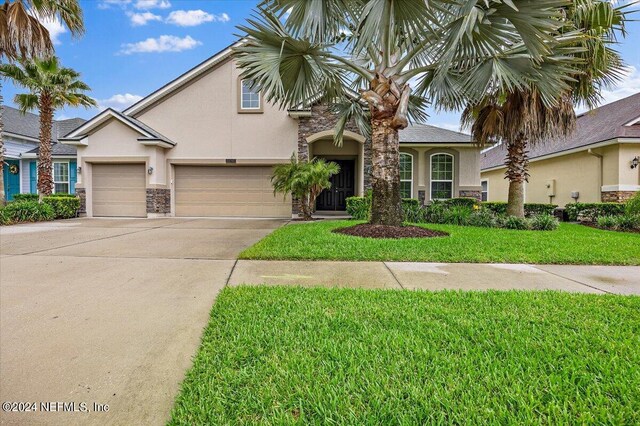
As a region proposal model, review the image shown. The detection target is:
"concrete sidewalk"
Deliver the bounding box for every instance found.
[228,261,640,295]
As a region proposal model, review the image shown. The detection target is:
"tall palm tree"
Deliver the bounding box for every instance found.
[462,0,628,217]
[0,56,96,197]
[234,0,587,226]
[0,0,85,204]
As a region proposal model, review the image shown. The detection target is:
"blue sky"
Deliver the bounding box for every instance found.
[3,0,639,131]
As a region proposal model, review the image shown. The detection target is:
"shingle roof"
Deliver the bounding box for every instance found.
[481,92,640,170]
[1,105,86,142]
[26,143,77,156]
[400,123,471,143]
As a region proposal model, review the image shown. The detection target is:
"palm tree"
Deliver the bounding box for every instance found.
[272,155,340,220]
[462,0,628,217]
[0,0,85,204]
[234,0,586,226]
[0,57,96,197]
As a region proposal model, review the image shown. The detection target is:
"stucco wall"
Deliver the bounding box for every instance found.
[133,59,298,162]
[480,143,639,206]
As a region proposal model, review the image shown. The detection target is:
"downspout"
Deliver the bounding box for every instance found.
[588,149,603,201]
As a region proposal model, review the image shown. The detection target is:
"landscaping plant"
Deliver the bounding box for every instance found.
[625,192,640,216]
[234,0,591,226]
[462,0,629,217]
[530,214,559,231]
[0,57,96,197]
[565,202,625,221]
[0,200,54,225]
[42,196,80,219]
[272,155,340,221]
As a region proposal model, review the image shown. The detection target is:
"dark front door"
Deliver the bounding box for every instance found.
[316,159,355,211]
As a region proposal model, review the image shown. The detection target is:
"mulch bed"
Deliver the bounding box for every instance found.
[581,222,640,234]
[333,224,449,239]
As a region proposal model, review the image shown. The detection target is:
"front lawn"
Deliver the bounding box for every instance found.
[239,220,640,265]
[170,287,640,424]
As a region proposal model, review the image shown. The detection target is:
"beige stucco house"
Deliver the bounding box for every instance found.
[61,42,483,218]
[480,93,640,206]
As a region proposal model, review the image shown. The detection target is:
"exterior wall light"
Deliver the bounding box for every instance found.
[148,167,154,175]
[77,166,82,174]
[631,156,639,170]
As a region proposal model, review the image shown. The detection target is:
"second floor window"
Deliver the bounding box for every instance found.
[241,79,260,110]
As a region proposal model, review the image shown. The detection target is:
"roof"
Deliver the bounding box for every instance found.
[1,105,86,142]
[481,92,640,170]
[60,108,176,147]
[26,143,77,156]
[400,123,472,143]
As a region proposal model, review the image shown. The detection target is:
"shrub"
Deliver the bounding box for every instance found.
[596,215,619,230]
[443,206,472,226]
[42,196,80,219]
[444,197,478,209]
[1,201,55,224]
[46,193,74,198]
[424,201,447,224]
[482,202,508,216]
[525,203,557,217]
[12,193,39,202]
[530,214,559,231]
[467,209,496,228]
[402,201,426,223]
[625,192,640,216]
[502,215,530,230]
[614,214,640,231]
[346,196,371,220]
[565,202,625,221]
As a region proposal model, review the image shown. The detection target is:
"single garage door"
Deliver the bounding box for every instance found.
[174,166,290,218]
[92,164,146,217]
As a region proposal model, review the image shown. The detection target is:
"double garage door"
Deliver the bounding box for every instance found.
[91,164,289,218]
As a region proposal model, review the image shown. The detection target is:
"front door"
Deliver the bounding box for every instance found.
[3,160,21,201]
[316,159,355,211]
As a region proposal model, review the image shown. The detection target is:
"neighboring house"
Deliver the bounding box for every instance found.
[2,105,85,200]
[481,92,640,206]
[60,42,483,218]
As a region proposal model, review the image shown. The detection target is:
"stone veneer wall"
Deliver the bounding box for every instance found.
[146,188,171,214]
[459,190,482,201]
[75,188,86,214]
[601,190,637,203]
[297,104,373,190]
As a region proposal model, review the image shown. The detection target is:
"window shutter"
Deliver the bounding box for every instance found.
[69,161,77,194]
[29,161,37,193]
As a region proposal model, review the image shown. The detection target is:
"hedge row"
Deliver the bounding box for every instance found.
[481,202,557,217]
[564,202,626,221]
[1,195,80,225]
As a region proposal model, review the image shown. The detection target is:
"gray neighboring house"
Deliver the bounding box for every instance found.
[2,105,85,200]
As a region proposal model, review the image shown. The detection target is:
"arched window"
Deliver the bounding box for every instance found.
[400,152,413,199]
[430,153,454,200]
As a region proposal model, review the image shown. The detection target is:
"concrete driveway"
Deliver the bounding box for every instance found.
[0,217,285,426]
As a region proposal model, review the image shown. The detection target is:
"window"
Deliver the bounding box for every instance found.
[430,153,453,200]
[481,180,488,202]
[53,162,69,194]
[240,79,260,110]
[400,153,413,199]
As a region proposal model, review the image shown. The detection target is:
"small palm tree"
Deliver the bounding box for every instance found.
[0,0,85,204]
[0,57,96,197]
[234,0,588,226]
[272,155,340,220]
[462,0,628,217]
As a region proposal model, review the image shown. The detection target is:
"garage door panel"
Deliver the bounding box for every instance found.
[175,166,290,218]
[92,164,146,217]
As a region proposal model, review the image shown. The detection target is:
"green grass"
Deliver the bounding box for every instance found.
[170,287,640,425]
[239,221,640,265]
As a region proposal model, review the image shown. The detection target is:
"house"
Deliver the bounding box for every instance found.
[60,42,483,218]
[480,93,640,205]
[2,105,85,200]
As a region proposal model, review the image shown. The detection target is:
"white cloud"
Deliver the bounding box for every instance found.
[576,65,640,113]
[119,35,201,54]
[127,11,161,26]
[135,0,171,9]
[98,0,131,9]
[97,93,143,111]
[166,10,229,26]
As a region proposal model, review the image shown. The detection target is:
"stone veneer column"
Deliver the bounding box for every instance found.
[601,191,637,203]
[146,188,171,215]
[75,188,86,215]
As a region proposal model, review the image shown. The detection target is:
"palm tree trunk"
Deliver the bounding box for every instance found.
[370,117,403,226]
[37,93,54,198]
[0,82,5,205]
[505,136,529,218]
